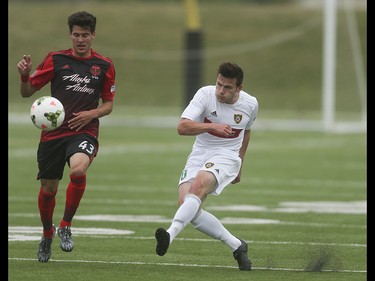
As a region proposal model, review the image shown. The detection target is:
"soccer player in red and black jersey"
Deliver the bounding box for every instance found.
[16,11,116,262]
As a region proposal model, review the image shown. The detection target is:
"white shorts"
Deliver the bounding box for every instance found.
[178,148,241,195]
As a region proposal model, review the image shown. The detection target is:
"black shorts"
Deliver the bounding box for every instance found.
[37,134,99,180]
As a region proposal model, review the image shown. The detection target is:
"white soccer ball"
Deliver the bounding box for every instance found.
[30,96,65,131]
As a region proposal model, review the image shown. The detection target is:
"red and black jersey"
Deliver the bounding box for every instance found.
[29,48,116,142]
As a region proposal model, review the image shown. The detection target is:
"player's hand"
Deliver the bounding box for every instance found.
[232,169,242,184]
[68,111,94,131]
[212,123,234,137]
[231,176,240,184]
[17,55,32,76]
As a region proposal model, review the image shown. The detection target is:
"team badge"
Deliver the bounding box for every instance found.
[205,162,214,168]
[234,114,242,124]
[90,65,101,77]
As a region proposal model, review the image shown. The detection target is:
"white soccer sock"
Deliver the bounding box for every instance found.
[167,194,201,243]
[191,209,241,252]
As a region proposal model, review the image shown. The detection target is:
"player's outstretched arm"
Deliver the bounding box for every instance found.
[17,55,37,98]
[177,118,233,137]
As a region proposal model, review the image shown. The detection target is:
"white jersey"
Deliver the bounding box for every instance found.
[181,85,258,154]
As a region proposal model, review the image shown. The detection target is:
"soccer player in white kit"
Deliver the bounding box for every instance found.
[155,62,258,271]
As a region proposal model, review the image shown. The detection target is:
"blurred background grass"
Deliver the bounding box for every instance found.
[8,0,366,125]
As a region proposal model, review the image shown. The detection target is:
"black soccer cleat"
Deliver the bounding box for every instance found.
[57,226,74,252]
[155,228,170,256]
[233,238,252,271]
[37,225,56,262]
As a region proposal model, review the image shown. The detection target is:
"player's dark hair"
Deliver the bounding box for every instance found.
[218,62,244,86]
[68,11,96,33]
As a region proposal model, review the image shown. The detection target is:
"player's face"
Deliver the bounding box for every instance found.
[215,74,242,104]
[70,26,96,58]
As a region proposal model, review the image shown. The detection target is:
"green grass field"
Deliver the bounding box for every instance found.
[8,110,366,280]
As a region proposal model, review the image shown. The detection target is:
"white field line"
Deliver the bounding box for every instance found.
[7,226,367,249]
[9,208,367,242]
[8,195,367,213]
[7,257,366,273]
